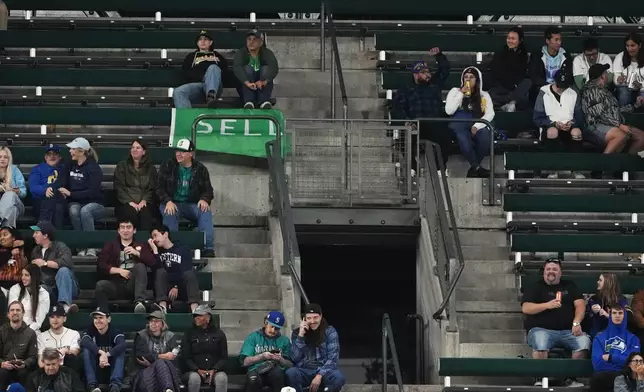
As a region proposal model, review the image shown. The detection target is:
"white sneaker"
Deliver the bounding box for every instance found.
[547,172,559,179]
[244,102,255,109]
[86,249,97,258]
[534,380,542,387]
[566,379,584,388]
[260,101,272,109]
[92,388,102,392]
[572,171,586,179]
[134,302,146,313]
[502,101,516,112]
[77,249,86,257]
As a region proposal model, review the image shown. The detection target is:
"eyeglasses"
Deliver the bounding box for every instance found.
[631,359,644,364]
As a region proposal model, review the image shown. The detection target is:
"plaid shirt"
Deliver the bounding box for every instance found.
[392,53,450,120]
[290,326,340,376]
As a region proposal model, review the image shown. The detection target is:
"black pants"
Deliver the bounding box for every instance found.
[155,268,200,305]
[115,203,156,230]
[95,263,149,309]
[246,367,285,392]
[33,196,66,229]
[412,120,453,170]
[63,353,81,374]
[590,371,621,392]
[0,367,30,390]
[488,79,533,109]
[540,128,583,153]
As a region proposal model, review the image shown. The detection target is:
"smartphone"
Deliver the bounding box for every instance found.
[270,349,280,354]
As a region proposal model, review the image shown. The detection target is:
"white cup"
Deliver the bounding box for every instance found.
[161,49,167,59]
[40,125,47,135]
[30,48,36,57]
[250,12,256,22]
[466,15,473,25]
[167,87,174,98]
[379,50,386,61]
[36,86,42,96]
[476,52,483,64]
[194,249,201,260]
[155,12,161,21]
[25,11,32,20]
[587,16,594,26]
[386,89,393,100]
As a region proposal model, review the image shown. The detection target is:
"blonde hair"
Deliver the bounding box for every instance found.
[0,147,14,188]
[598,273,622,307]
[85,147,99,163]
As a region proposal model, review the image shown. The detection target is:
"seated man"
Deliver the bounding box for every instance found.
[572,38,613,91]
[181,305,228,392]
[528,26,572,100]
[28,144,66,229]
[80,307,125,392]
[581,63,644,156]
[173,30,228,109]
[591,304,640,392]
[29,222,78,313]
[37,305,81,371]
[149,226,199,313]
[287,304,345,392]
[234,29,279,109]
[521,258,590,387]
[533,68,584,179]
[240,311,292,392]
[0,301,38,390]
[157,139,215,257]
[25,347,84,392]
[96,219,156,313]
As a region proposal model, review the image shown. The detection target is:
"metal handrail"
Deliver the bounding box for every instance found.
[415,117,495,205]
[382,313,405,392]
[407,314,425,384]
[327,10,348,120]
[265,140,310,305]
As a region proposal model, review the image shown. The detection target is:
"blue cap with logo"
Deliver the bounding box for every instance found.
[44,143,61,153]
[266,310,285,328]
[411,60,429,73]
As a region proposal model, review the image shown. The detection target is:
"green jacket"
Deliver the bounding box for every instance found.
[233,46,279,84]
[114,154,158,205]
[239,328,291,372]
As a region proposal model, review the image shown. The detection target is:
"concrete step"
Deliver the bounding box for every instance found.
[457,313,524,330]
[461,245,509,261]
[459,328,526,344]
[215,227,269,244]
[274,69,378,98]
[455,287,518,302]
[212,244,271,258]
[216,298,279,311]
[465,260,513,274]
[456,301,521,312]
[342,385,443,392]
[271,97,385,119]
[459,271,515,289]
[213,271,275,286]
[215,285,279,301]
[457,230,507,246]
[219,310,271,328]
[460,343,531,358]
[204,257,273,273]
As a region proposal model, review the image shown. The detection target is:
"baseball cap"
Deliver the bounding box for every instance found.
[44,143,61,153]
[30,221,56,239]
[304,303,322,315]
[48,305,66,317]
[175,138,195,152]
[555,70,573,89]
[266,310,285,328]
[66,137,91,151]
[197,30,213,41]
[90,306,110,317]
[147,310,165,321]
[411,60,429,74]
[193,304,214,316]
[247,29,264,38]
[588,63,610,81]
[7,383,25,392]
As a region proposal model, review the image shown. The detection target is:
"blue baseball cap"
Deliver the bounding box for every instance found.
[44,143,60,153]
[266,310,285,328]
[411,60,429,73]
[7,383,26,392]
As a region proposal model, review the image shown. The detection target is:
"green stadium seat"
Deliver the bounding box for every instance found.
[62,312,219,332]
[0,30,245,50]
[505,152,644,172]
[16,230,205,250]
[0,107,170,126]
[511,233,644,253]
[503,194,644,213]
[439,357,593,378]
[521,274,644,295]
[11,146,173,165]
[73,270,213,291]
[382,71,463,90]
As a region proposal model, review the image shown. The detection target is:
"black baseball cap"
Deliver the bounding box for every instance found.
[48,305,66,317]
[196,30,213,41]
[588,63,610,81]
[90,306,110,317]
[555,70,573,89]
[30,221,55,239]
[304,303,322,315]
[247,29,264,38]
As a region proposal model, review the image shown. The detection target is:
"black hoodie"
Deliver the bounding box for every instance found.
[181,316,228,372]
[181,49,229,84]
[489,45,529,90]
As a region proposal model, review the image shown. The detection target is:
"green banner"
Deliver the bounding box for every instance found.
[169,108,287,158]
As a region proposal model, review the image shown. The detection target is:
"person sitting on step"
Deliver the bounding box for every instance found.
[521,258,590,387]
[173,30,228,109]
[96,219,156,314]
[157,139,215,258]
[234,29,279,109]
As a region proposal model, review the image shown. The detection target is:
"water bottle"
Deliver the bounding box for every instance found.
[172,344,181,356]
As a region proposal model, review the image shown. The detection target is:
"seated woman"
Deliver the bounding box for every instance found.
[0,147,26,228]
[613,32,644,108]
[445,67,495,178]
[114,140,158,230]
[130,310,181,392]
[613,352,644,392]
[487,26,532,112]
[8,264,50,332]
[29,144,66,228]
[587,273,628,340]
[0,227,27,286]
[58,138,104,257]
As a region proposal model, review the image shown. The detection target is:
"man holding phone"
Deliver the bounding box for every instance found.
[0,301,38,390]
[286,304,345,392]
[240,310,292,392]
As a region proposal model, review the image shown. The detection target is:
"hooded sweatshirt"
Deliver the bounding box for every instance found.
[444,67,495,130]
[181,37,229,85]
[233,45,279,84]
[67,157,103,205]
[533,83,581,128]
[586,294,629,339]
[489,45,529,90]
[181,315,228,372]
[29,161,65,200]
[592,312,640,372]
[155,242,192,284]
[240,328,292,372]
[80,323,126,358]
[528,46,572,87]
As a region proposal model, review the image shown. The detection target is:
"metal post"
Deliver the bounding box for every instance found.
[320,1,325,72]
[382,318,388,392]
[488,121,496,206]
[330,49,336,118]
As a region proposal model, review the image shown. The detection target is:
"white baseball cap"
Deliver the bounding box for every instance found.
[66,137,91,150]
[175,138,195,152]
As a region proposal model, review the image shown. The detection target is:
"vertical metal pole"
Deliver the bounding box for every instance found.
[488,124,495,205]
[320,1,326,72]
[382,317,388,392]
[331,49,336,118]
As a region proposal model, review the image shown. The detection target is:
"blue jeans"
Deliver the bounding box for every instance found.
[616,86,644,107]
[286,368,345,392]
[449,111,491,168]
[527,327,591,352]
[236,65,274,105]
[173,64,222,108]
[43,267,79,305]
[160,202,214,250]
[68,202,105,231]
[83,348,125,388]
[33,196,66,229]
[0,191,24,228]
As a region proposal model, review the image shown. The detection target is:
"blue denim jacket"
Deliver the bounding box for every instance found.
[290,325,340,376]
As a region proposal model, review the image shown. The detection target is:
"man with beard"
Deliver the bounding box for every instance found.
[521,258,590,387]
[0,301,38,390]
[286,304,345,392]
